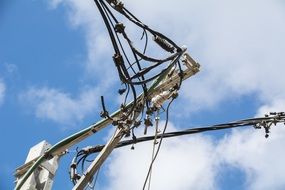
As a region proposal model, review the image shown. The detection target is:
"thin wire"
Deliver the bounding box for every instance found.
[123,84,130,105]
[100,0,151,114]
[98,1,185,90]
[74,128,120,187]
[142,97,175,190]
[100,0,137,76]
[101,0,182,80]
[86,167,101,190]
[120,6,182,51]
[70,115,285,162]
[147,110,160,190]
[93,167,101,189]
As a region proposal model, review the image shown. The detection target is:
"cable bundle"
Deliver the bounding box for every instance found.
[94,0,186,124]
[70,0,194,188]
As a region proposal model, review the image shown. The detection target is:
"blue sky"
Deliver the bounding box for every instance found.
[1,0,285,189]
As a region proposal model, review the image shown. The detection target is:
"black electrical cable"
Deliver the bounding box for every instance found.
[120,83,137,120]
[176,60,184,89]
[120,31,169,63]
[100,0,147,85]
[94,0,120,54]
[98,0,186,93]
[94,0,132,86]
[76,154,86,166]
[141,29,149,54]
[136,52,183,79]
[127,54,183,85]
[119,6,182,51]
[100,0,150,113]
[100,0,137,76]
[95,0,142,110]
[126,58,143,70]
[70,114,285,185]
[92,2,139,120]
[73,115,285,155]
[81,155,89,173]
[100,96,113,120]
[121,57,181,86]
[102,0,182,76]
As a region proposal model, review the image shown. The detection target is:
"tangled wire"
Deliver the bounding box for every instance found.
[70,0,194,188]
[95,0,186,123]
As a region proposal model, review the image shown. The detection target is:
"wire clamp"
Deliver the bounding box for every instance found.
[115,23,125,33]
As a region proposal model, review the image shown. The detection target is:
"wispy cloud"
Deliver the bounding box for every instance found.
[257,99,285,117]
[103,121,285,190]
[103,123,218,190]
[49,0,117,79]
[105,138,217,190]
[4,63,18,74]
[20,0,120,126]
[0,79,5,105]
[19,86,100,125]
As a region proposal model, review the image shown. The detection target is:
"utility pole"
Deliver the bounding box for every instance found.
[72,52,200,189]
[14,141,59,190]
[72,128,125,190]
[15,1,285,190]
[15,53,200,190]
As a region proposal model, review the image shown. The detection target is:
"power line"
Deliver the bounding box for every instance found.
[75,113,285,154]
[69,112,285,184]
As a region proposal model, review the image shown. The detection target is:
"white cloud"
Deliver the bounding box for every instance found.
[102,120,285,190]
[19,86,100,125]
[0,79,5,105]
[104,137,217,190]
[49,0,117,80]
[120,0,285,113]
[219,125,285,190]
[256,99,285,117]
[103,123,218,190]
[22,1,122,125]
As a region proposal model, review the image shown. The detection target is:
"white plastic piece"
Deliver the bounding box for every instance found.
[149,52,200,109]
[25,141,51,163]
[151,90,172,108]
[15,141,59,190]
